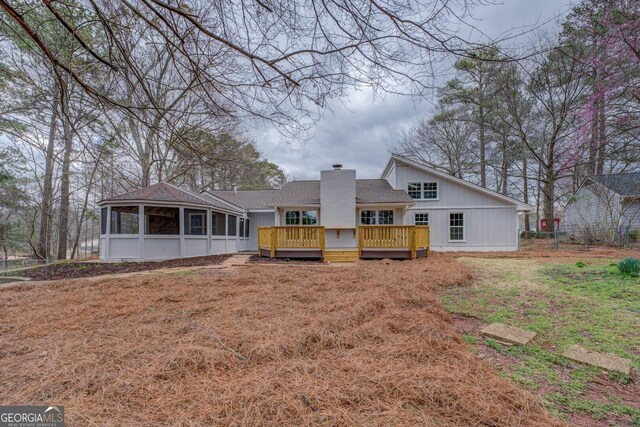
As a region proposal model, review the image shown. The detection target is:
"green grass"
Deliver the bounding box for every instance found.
[442,258,640,425]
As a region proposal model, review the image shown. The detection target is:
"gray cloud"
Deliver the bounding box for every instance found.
[251,0,573,181]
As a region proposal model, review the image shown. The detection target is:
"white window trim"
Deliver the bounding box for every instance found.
[285,210,318,225]
[448,211,466,242]
[359,209,395,225]
[407,181,439,201]
[413,212,430,225]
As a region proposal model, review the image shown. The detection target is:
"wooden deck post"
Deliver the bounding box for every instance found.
[270,227,277,258]
[410,227,417,260]
[320,227,326,260]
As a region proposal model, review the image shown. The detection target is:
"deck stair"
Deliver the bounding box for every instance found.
[323,249,359,263]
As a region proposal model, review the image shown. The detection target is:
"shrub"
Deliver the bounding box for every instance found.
[617,258,640,277]
[575,261,587,268]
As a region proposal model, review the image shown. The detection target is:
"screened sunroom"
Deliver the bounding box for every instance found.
[98,182,249,261]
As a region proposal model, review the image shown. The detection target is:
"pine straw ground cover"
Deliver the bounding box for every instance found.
[1,254,231,281]
[0,255,563,426]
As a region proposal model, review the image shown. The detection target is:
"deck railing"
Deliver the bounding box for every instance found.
[359,225,430,259]
[259,225,429,259]
[258,226,325,257]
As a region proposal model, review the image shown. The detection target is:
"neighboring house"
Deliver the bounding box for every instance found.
[563,173,640,234]
[98,153,533,261]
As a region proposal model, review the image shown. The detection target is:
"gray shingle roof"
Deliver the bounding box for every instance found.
[591,173,640,196]
[209,179,413,210]
[205,189,282,210]
[100,182,243,212]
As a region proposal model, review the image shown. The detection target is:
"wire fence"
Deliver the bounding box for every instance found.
[521,224,640,250]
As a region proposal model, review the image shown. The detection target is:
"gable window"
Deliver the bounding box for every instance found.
[407,183,422,199]
[407,182,438,200]
[378,210,394,225]
[449,212,464,241]
[184,209,207,236]
[423,182,438,199]
[414,213,429,225]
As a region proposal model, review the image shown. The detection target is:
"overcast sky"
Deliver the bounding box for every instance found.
[251,0,574,181]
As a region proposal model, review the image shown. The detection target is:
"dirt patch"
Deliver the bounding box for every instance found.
[0,256,563,426]
[0,254,231,281]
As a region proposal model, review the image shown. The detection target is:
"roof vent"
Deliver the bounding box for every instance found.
[332,163,343,170]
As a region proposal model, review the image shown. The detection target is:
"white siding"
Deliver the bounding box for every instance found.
[320,169,356,227]
[392,163,519,251]
[143,237,181,259]
[248,212,275,250]
[183,237,208,257]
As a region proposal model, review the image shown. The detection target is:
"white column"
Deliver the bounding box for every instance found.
[179,207,185,257]
[207,209,212,255]
[104,205,111,260]
[138,204,145,260]
[224,213,228,252]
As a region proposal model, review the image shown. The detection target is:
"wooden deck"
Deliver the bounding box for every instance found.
[258,225,429,261]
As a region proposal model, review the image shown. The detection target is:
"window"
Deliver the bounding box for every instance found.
[407,182,438,199]
[145,206,179,235]
[285,211,300,225]
[110,206,139,234]
[285,210,317,225]
[239,218,246,238]
[212,212,226,236]
[423,182,438,199]
[361,210,394,225]
[227,215,237,236]
[302,211,317,225]
[408,183,422,199]
[414,213,429,225]
[101,207,108,235]
[449,212,464,241]
[361,210,376,225]
[184,209,207,236]
[378,210,394,225]
[245,218,250,238]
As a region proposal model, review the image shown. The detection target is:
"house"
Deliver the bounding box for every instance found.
[98,153,533,261]
[563,173,640,236]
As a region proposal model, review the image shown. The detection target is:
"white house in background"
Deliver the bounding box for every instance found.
[563,173,640,232]
[98,153,533,261]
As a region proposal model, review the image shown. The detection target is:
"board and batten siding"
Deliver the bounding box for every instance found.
[249,211,276,250]
[389,161,520,251]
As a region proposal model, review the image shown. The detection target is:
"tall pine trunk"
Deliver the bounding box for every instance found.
[56,105,74,260]
[37,81,59,260]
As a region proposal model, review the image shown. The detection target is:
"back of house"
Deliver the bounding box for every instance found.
[98,154,532,261]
